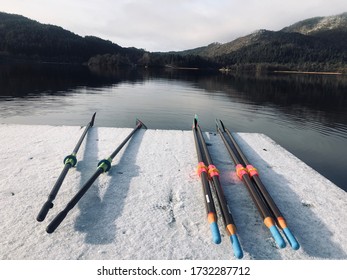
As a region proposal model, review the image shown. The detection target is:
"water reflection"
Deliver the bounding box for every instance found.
[0,62,346,190]
[0,63,133,98]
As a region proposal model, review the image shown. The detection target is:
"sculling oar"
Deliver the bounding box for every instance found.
[195,116,243,259]
[192,118,221,244]
[219,120,299,250]
[216,120,286,249]
[37,112,96,222]
[46,119,147,233]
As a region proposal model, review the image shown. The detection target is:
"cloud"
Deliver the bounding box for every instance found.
[1,0,346,51]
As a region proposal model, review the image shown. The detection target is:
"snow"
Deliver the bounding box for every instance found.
[0,124,346,260]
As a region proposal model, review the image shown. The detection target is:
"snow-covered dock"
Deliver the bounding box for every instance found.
[0,124,346,260]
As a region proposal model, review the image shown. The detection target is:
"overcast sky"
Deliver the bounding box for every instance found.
[1,0,346,52]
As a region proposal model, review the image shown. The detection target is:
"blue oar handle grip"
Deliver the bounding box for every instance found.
[269,225,286,248]
[210,222,221,244]
[283,227,300,250]
[230,234,243,259]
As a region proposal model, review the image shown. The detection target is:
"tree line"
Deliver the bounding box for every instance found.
[1,12,346,72]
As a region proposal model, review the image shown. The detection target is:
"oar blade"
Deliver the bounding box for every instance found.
[136,118,147,129]
[194,114,198,128]
[219,119,226,132]
[90,112,96,127]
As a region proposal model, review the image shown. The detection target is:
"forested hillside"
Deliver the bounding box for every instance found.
[178,13,347,72]
[1,11,346,72]
[0,12,144,63]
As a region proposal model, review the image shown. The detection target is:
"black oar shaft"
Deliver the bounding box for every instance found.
[36,164,71,222]
[195,124,235,227]
[72,112,96,154]
[220,122,299,250]
[48,164,71,199]
[110,121,142,160]
[217,127,271,219]
[192,122,221,244]
[253,175,283,218]
[242,174,268,219]
[46,119,145,233]
[36,113,96,222]
[217,121,286,248]
[223,127,283,219]
[46,168,103,233]
[65,169,103,211]
[195,118,243,258]
[192,126,217,216]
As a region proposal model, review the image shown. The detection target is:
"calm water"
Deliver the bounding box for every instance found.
[1,63,346,191]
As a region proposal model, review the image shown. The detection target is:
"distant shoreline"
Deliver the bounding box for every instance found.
[273,70,343,75]
[165,65,199,70]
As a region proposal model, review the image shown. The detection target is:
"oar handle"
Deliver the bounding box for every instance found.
[46,210,68,234]
[283,227,300,250]
[36,201,53,222]
[36,163,71,222]
[230,234,243,259]
[210,222,221,244]
[269,225,286,248]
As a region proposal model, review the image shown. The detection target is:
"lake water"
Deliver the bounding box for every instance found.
[1,63,346,191]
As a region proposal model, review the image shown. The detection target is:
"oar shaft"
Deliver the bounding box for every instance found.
[110,120,143,160]
[64,168,103,212]
[192,126,217,216]
[196,124,235,226]
[72,112,96,154]
[36,113,96,222]
[252,175,283,218]
[196,124,243,258]
[223,126,283,217]
[224,128,250,165]
[37,163,71,222]
[48,164,72,198]
[217,123,286,248]
[192,124,221,244]
[46,168,103,234]
[241,174,268,219]
[217,125,271,215]
[46,119,146,233]
[222,124,299,250]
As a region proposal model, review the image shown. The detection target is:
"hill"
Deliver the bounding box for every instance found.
[0,12,144,64]
[179,13,347,72]
[281,12,347,49]
[0,12,215,68]
[0,11,346,72]
[281,12,347,35]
